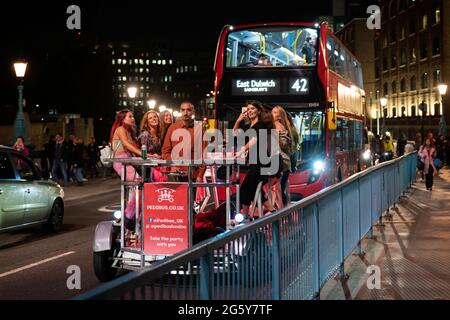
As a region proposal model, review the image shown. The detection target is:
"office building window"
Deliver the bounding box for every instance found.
[410,47,417,63]
[112,59,115,65]
[123,52,127,57]
[420,38,428,59]
[401,25,406,39]
[434,9,441,25]
[401,78,406,92]
[409,18,416,34]
[390,0,397,18]
[383,56,388,71]
[422,14,428,30]
[421,73,429,89]
[392,80,397,94]
[391,52,397,68]
[411,105,416,116]
[401,106,406,117]
[390,26,397,43]
[383,82,389,95]
[392,107,397,117]
[410,76,416,91]
[433,69,441,85]
[432,38,440,56]
[400,48,407,65]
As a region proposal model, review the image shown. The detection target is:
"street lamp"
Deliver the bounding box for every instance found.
[13,61,28,143]
[147,99,156,109]
[127,86,138,113]
[378,97,388,135]
[438,84,448,115]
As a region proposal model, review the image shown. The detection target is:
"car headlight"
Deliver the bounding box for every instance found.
[113,211,122,220]
[234,213,245,224]
[363,150,371,160]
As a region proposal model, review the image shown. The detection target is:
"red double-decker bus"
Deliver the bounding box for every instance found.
[213,22,366,201]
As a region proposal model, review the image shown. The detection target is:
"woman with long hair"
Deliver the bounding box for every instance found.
[272,105,292,206]
[110,109,141,228]
[139,110,161,156]
[233,100,276,219]
[286,112,300,172]
[160,110,174,145]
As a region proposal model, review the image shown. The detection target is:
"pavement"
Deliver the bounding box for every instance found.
[321,168,450,300]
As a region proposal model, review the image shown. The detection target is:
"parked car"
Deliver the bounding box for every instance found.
[0,146,64,233]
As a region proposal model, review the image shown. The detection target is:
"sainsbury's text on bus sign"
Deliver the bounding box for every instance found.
[232,78,309,96]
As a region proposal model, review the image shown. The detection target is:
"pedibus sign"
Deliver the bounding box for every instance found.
[143,183,189,255]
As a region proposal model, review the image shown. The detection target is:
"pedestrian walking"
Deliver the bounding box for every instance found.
[419,139,438,191]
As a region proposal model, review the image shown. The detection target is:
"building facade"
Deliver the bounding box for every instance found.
[375,0,449,139]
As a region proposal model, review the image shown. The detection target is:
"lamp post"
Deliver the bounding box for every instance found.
[379,97,388,135]
[13,61,28,143]
[127,86,138,113]
[419,100,427,141]
[438,84,448,135]
[438,84,447,115]
[147,99,156,110]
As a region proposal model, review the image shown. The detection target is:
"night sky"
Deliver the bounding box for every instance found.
[0,1,333,116]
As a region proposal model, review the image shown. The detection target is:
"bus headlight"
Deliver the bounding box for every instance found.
[312,160,325,175]
[363,150,371,160]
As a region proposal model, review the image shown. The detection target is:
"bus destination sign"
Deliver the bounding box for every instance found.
[232,79,280,95]
[231,78,309,96]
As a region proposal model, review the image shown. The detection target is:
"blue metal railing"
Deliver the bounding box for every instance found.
[75,152,417,300]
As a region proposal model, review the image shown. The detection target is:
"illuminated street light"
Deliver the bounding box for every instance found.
[13,60,28,143]
[438,84,448,96]
[438,84,448,119]
[377,97,388,136]
[147,99,156,109]
[127,86,138,113]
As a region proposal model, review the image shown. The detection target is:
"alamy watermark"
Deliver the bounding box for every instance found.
[168,123,281,176]
[66,5,81,30]
[366,265,381,290]
[66,265,81,290]
[367,5,381,30]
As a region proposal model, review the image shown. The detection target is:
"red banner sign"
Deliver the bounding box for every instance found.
[143,183,189,255]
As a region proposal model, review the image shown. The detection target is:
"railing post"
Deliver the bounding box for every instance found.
[199,253,212,300]
[313,203,320,300]
[355,179,362,255]
[339,189,346,279]
[272,220,280,300]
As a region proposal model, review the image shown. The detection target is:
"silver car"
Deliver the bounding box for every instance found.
[0,146,64,233]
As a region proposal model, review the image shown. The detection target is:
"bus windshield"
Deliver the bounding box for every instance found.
[291,111,326,163]
[226,26,318,68]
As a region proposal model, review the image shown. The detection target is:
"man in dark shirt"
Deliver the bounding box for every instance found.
[52,133,69,186]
